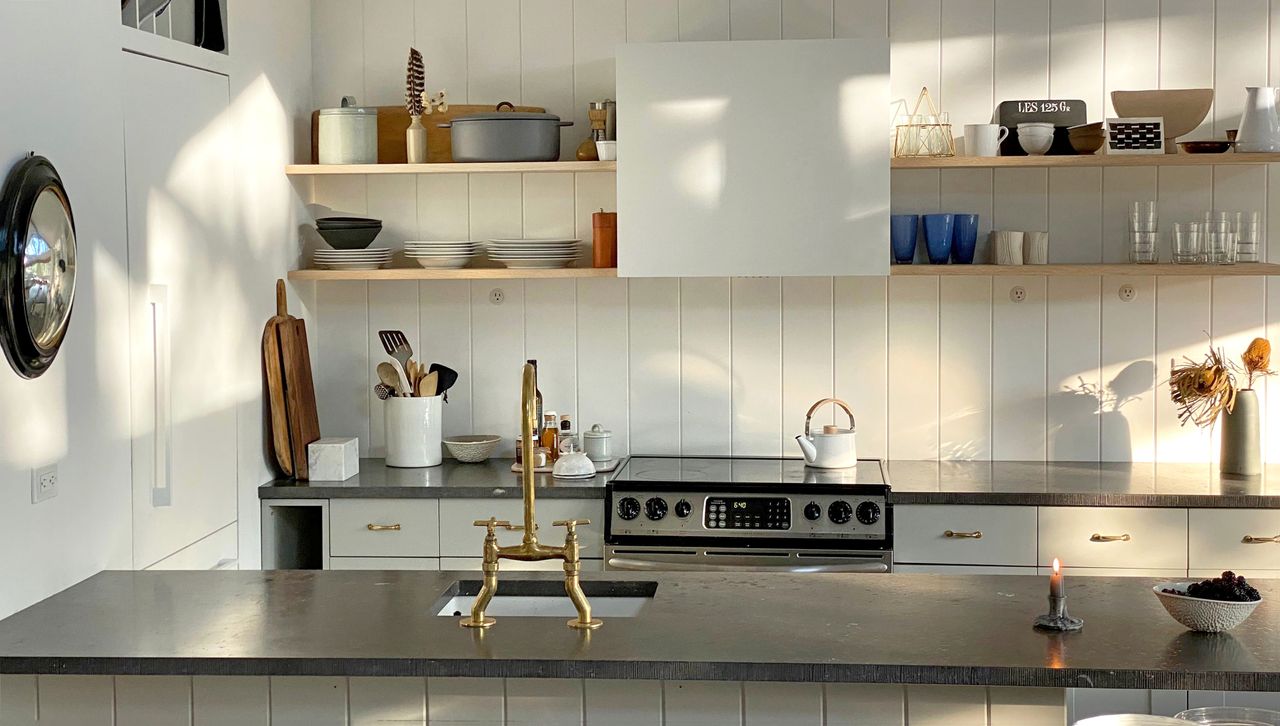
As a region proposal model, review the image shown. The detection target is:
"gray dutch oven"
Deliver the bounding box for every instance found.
[438,102,574,162]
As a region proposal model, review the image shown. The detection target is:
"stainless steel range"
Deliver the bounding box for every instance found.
[604,457,892,573]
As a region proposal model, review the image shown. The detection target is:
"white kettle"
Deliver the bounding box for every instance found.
[795,398,857,469]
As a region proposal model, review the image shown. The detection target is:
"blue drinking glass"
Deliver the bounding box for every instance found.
[923,213,955,264]
[890,214,919,264]
[951,213,979,264]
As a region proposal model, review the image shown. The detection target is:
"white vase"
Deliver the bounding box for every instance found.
[1235,87,1280,153]
[406,115,427,163]
[1024,232,1049,264]
[385,395,443,467]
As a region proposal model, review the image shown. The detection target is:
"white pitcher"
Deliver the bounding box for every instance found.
[1235,87,1280,152]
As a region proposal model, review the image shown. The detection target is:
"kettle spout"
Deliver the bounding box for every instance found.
[795,435,817,463]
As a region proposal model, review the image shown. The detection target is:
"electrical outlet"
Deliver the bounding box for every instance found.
[31,464,57,504]
[1009,285,1027,303]
[489,288,505,305]
[1118,284,1137,302]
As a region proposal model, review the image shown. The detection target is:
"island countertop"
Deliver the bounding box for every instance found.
[261,458,1280,508]
[2,570,1278,691]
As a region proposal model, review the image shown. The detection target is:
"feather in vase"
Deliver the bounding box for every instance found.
[406,48,426,117]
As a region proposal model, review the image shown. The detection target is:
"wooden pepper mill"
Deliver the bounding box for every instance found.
[576,104,610,161]
[592,209,617,268]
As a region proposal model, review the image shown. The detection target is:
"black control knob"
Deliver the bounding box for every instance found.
[856,501,882,525]
[645,497,669,520]
[803,501,823,521]
[828,500,853,525]
[674,499,692,518]
[617,497,641,521]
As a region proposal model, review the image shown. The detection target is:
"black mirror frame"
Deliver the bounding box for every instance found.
[0,155,76,379]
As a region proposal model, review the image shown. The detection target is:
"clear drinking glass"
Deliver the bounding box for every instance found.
[1205,220,1237,265]
[1130,230,1159,264]
[1235,211,1261,263]
[1172,222,1202,264]
[1130,201,1158,233]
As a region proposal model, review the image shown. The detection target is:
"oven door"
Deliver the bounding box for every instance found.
[605,546,891,573]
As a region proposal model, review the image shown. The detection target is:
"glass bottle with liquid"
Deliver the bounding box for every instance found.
[541,412,560,462]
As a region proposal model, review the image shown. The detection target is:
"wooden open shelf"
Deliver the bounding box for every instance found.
[286,161,616,176]
[891,153,1280,169]
[288,267,618,281]
[890,263,1280,276]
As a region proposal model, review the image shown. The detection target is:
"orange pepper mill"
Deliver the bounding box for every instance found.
[592,208,617,269]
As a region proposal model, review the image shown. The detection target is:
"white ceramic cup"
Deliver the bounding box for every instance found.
[385,395,444,468]
[1024,231,1049,264]
[963,123,1010,157]
[992,230,1025,265]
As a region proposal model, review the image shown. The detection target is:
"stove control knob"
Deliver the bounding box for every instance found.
[803,502,823,521]
[645,497,669,521]
[617,497,641,521]
[674,499,692,518]
[828,500,853,525]
[856,501,882,525]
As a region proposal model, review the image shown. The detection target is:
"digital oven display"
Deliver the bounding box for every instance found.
[704,498,791,530]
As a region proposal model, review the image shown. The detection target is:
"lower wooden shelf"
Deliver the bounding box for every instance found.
[287,267,618,281]
[889,263,1280,276]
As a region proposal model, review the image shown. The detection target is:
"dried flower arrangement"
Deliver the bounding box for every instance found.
[406,48,426,117]
[1169,336,1273,428]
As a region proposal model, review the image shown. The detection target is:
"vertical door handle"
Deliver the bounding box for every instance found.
[150,284,172,507]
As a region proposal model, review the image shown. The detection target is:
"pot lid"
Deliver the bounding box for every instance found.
[454,111,561,122]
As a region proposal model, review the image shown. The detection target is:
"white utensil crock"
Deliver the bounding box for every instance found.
[385,395,443,468]
[1236,87,1280,153]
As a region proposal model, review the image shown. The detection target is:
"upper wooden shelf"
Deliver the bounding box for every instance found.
[890,263,1280,276]
[288,267,618,281]
[286,161,617,176]
[891,153,1280,169]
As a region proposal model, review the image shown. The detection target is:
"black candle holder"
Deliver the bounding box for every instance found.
[1033,594,1084,631]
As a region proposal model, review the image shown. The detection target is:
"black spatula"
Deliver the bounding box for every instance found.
[429,363,459,401]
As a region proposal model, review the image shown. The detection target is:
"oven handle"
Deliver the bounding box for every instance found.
[606,557,889,574]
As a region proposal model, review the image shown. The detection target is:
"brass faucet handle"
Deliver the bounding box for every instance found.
[553,518,591,533]
[472,518,519,534]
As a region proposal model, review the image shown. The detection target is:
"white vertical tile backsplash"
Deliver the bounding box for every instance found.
[311,0,1277,464]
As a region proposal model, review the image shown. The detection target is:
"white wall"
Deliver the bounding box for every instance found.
[308,0,1278,468]
[0,1,311,617]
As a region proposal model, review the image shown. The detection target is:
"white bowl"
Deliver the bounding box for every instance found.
[1018,133,1054,155]
[413,257,473,269]
[1153,582,1262,633]
[444,435,501,463]
[595,140,617,161]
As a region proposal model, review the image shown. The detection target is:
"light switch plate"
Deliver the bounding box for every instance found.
[32,464,57,504]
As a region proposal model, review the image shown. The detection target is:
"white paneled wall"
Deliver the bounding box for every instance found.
[309,0,1280,463]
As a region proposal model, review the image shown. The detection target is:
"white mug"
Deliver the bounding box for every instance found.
[964,123,1010,156]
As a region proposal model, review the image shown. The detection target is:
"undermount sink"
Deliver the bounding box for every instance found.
[434,580,657,618]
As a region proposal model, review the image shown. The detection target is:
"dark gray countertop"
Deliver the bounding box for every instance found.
[2,570,1279,690]
[262,458,1280,508]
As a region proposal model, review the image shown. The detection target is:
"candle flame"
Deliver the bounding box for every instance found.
[1052,558,1061,574]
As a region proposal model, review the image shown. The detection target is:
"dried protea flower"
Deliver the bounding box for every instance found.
[1243,337,1273,389]
[1169,346,1238,428]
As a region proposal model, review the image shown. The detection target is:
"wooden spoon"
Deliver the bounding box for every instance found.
[376,362,403,396]
[416,371,440,397]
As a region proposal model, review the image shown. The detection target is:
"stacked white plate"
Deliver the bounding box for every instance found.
[488,238,581,269]
[404,240,482,269]
[312,248,392,270]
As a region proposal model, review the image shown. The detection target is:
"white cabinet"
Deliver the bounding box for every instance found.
[329,557,439,570]
[439,499,603,557]
[330,500,440,558]
[123,52,236,569]
[1189,509,1280,572]
[440,558,603,572]
[615,39,890,277]
[1038,507,1188,570]
[894,505,1038,566]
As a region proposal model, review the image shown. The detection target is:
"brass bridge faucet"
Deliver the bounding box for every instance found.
[460,363,602,631]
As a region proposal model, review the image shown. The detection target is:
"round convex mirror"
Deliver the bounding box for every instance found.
[0,156,77,379]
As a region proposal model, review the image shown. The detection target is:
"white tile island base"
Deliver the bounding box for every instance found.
[0,676,1066,725]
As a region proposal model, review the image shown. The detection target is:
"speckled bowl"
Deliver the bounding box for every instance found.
[444,435,501,463]
[1153,583,1261,633]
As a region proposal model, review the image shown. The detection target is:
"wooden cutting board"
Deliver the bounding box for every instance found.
[310,103,546,164]
[262,280,321,479]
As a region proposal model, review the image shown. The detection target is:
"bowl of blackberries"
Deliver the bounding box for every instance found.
[1154,572,1263,633]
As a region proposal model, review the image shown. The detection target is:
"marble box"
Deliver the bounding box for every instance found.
[307,437,359,481]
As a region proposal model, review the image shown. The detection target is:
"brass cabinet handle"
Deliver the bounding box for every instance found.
[1090,533,1131,542]
[367,523,402,532]
[1243,534,1280,544]
[944,530,982,539]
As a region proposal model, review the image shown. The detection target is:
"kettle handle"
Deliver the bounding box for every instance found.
[803,398,856,436]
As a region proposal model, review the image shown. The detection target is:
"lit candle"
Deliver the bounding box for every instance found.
[1049,557,1064,598]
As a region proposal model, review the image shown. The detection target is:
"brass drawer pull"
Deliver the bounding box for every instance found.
[367,523,402,532]
[944,530,982,539]
[1243,534,1280,544]
[1090,533,1131,542]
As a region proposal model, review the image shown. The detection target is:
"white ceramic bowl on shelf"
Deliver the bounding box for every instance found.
[1152,583,1262,633]
[444,435,501,463]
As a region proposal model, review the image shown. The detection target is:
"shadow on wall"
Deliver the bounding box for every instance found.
[1051,360,1157,461]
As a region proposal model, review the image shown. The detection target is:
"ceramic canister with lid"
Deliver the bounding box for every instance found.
[318,97,378,165]
[583,424,612,462]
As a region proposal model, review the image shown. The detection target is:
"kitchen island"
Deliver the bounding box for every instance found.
[0,569,1277,724]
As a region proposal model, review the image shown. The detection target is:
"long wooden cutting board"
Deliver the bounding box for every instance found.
[310,103,546,164]
[263,280,320,479]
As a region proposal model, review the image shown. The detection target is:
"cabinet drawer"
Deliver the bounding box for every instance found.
[329,557,439,570]
[1190,509,1280,572]
[439,499,604,557]
[330,500,440,557]
[894,505,1037,566]
[1038,507,1187,569]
